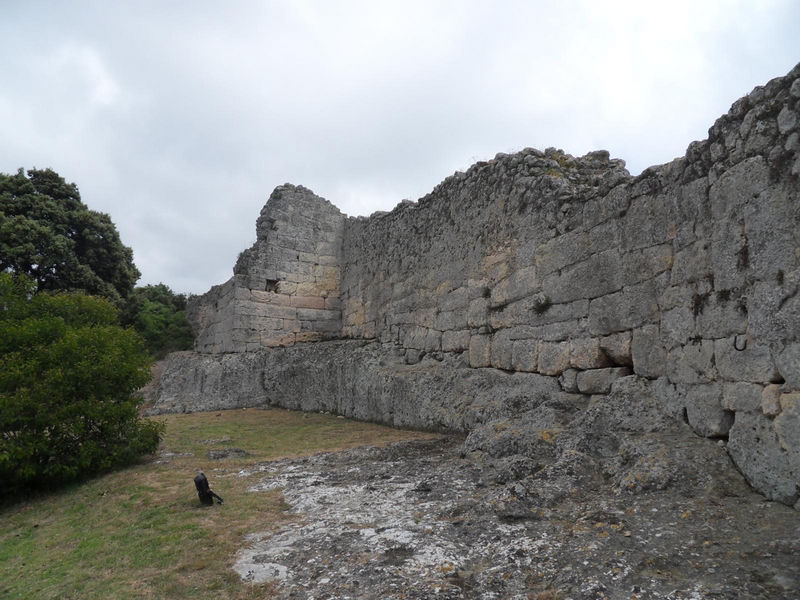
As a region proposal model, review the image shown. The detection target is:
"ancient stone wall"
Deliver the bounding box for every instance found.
[163,63,800,506]
[187,184,345,352]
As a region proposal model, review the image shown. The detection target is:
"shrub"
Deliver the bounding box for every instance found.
[0,274,163,494]
[120,284,194,359]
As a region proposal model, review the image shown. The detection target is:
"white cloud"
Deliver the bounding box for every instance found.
[0,0,798,294]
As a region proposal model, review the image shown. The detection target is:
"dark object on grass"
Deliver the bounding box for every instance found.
[194,472,224,505]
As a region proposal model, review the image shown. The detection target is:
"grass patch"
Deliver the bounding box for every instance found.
[0,408,437,599]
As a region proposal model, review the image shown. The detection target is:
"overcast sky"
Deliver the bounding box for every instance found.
[1,1,798,295]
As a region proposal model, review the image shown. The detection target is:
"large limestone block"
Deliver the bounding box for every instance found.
[728,411,799,505]
[542,249,623,304]
[776,342,800,389]
[490,266,538,308]
[469,335,492,368]
[714,337,780,383]
[441,330,470,353]
[709,157,769,290]
[511,339,538,372]
[666,340,716,384]
[622,243,673,286]
[569,338,613,370]
[631,325,666,378]
[537,341,570,376]
[684,384,733,438]
[576,367,632,394]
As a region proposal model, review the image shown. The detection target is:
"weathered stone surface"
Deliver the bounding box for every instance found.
[714,336,780,383]
[667,340,716,384]
[468,334,491,368]
[776,342,800,389]
[729,411,800,505]
[631,325,666,378]
[576,367,632,394]
[569,337,613,369]
[684,384,734,438]
[537,341,570,376]
[761,384,783,416]
[721,382,763,412]
[233,437,796,600]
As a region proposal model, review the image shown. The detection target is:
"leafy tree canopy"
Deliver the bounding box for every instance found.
[0,273,163,495]
[0,168,140,306]
[121,284,195,358]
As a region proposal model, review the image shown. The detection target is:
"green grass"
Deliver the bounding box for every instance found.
[0,408,437,599]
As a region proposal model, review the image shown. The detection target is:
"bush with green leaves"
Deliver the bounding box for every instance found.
[121,284,195,358]
[0,274,163,494]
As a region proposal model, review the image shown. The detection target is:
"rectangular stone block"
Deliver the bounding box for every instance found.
[722,382,763,411]
[403,326,429,350]
[714,337,780,383]
[667,340,716,384]
[325,297,343,311]
[491,331,514,370]
[296,308,338,322]
[761,384,783,416]
[469,334,492,368]
[659,307,695,349]
[622,193,678,251]
[290,295,326,309]
[442,330,470,352]
[490,266,538,308]
[600,332,632,366]
[684,383,733,438]
[250,289,279,303]
[294,331,325,344]
[622,243,673,286]
[435,310,468,331]
[535,230,590,276]
[583,184,630,229]
[440,286,470,312]
[467,297,489,328]
[424,329,442,353]
[670,241,712,285]
[537,341,570,376]
[241,300,297,320]
[262,332,296,347]
[543,249,623,304]
[311,319,341,334]
[511,339,539,372]
[631,325,666,378]
[577,367,632,394]
[570,338,613,369]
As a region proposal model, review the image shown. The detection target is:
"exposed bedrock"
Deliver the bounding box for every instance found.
[156,63,800,507]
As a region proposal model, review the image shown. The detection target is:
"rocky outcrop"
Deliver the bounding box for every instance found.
[155,63,800,507]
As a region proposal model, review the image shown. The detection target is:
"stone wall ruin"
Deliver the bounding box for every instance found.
[160,63,800,507]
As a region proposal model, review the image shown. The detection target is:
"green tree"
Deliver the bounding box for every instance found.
[0,168,140,306]
[0,274,163,495]
[120,284,195,358]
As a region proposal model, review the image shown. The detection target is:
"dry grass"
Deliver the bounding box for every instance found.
[0,408,437,599]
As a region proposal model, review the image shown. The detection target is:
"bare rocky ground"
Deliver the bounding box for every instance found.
[234,434,799,600]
